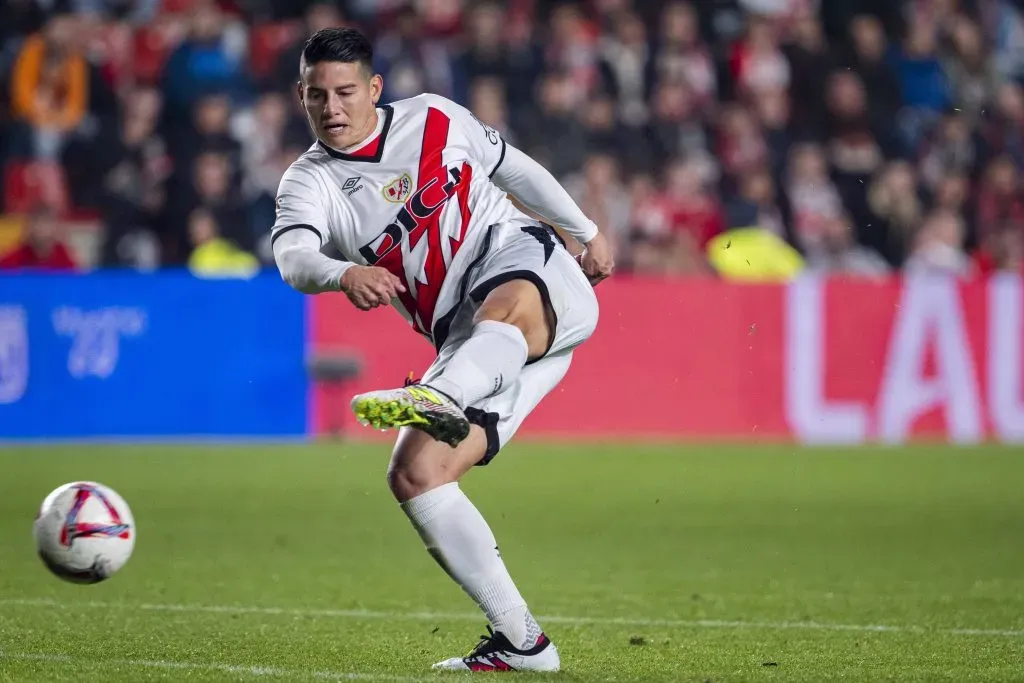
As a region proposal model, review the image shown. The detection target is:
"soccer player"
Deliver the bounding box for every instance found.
[272,28,613,672]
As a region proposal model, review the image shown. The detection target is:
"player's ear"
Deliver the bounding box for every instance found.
[296,80,303,105]
[370,73,383,105]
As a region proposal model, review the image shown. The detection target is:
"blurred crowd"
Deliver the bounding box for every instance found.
[2,0,1024,278]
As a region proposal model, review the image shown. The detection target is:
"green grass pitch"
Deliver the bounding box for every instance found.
[1,442,1022,682]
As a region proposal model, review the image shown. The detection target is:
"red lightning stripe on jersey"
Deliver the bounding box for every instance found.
[377,109,450,335]
[371,108,472,339]
[412,107,453,336]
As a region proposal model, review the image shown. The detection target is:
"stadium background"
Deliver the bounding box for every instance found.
[0,0,1022,442]
[2,3,1024,681]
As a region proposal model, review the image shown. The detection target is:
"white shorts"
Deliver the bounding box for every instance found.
[424,222,599,464]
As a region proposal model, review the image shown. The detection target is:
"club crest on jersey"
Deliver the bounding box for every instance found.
[359,166,464,265]
[382,173,413,204]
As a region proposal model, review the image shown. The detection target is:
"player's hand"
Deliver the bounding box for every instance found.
[340,265,406,311]
[579,232,614,286]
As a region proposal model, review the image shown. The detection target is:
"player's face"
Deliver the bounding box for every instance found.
[299,61,383,149]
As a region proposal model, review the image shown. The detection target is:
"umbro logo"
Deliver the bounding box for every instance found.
[342,176,364,196]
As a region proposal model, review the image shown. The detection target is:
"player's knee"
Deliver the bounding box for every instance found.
[387,428,488,502]
[387,459,447,502]
[386,447,460,502]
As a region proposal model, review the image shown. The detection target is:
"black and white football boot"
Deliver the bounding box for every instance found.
[431,627,560,672]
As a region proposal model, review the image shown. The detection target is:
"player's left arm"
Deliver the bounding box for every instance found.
[489,144,614,285]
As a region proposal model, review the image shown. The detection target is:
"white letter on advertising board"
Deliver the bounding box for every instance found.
[785,277,868,443]
[52,306,147,379]
[0,306,29,405]
[877,277,982,443]
[989,274,1024,442]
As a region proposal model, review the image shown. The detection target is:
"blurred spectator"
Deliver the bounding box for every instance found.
[891,21,951,149]
[648,2,717,115]
[625,172,668,271]
[985,82,1024,168]
[165,149,247,263]
[803,214,890,276]
[731,167,788,238]
[646,79,712,172]
[973,224,1023,275]
[0,205,77,270]
[904,208,971,274]
[718,103,769,179]
[237,91,290,200]
[847,14,902,122]
[867,160,925,264]
[823,71,887,184]
[519,72,588,177]
[784,8,836,130]
[90,85,170,268]
[975,156,1024,243]
[235,91,306,253]
[174,92,243,171]
[186,207,258,278]
[918,110,978,191]
[543,3,600,96]
[784,142,844,253]
[753,87,792,178]
[8,15,89,160]
[375,3,461,103]
[161,2,250,122]
[990,0,1024,82]
[598,11,650,128]
[456,2,509,88]
[627,162,718,275]
[659,158,725,250]
[579,94,623,160]
[932,170,975,242]
[933,171,971,215]
[564,152,631,254]
[730,13,791,100]
[944,16,999,123]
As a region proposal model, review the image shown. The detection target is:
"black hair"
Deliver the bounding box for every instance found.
[300,27,373,74]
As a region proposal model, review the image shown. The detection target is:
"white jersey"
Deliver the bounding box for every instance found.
[272,94,531,340]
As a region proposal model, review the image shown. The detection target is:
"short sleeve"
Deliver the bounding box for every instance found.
[437,96,507,178]
[271,162,328,247]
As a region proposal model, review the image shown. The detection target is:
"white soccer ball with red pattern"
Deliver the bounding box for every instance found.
[33,481,136,584]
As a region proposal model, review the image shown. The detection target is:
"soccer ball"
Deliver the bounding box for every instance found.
[33,481,136,584]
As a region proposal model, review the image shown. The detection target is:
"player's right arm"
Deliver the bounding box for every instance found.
[272,163,404,309]
[432,95,615,285]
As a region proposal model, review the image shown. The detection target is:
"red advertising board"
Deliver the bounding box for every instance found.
[309,276,1024,443]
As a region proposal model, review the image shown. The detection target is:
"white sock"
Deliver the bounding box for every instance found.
[428,321,528,408]
[402,482,542,649]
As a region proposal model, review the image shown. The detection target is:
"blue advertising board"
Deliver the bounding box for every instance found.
[0,271,307,439]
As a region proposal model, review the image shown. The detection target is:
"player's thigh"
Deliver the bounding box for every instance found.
[387,425,489,502]
[468,226,599,359]
[474,279,554,360]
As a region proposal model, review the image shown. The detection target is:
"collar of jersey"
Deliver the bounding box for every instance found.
[317,105,394,163]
